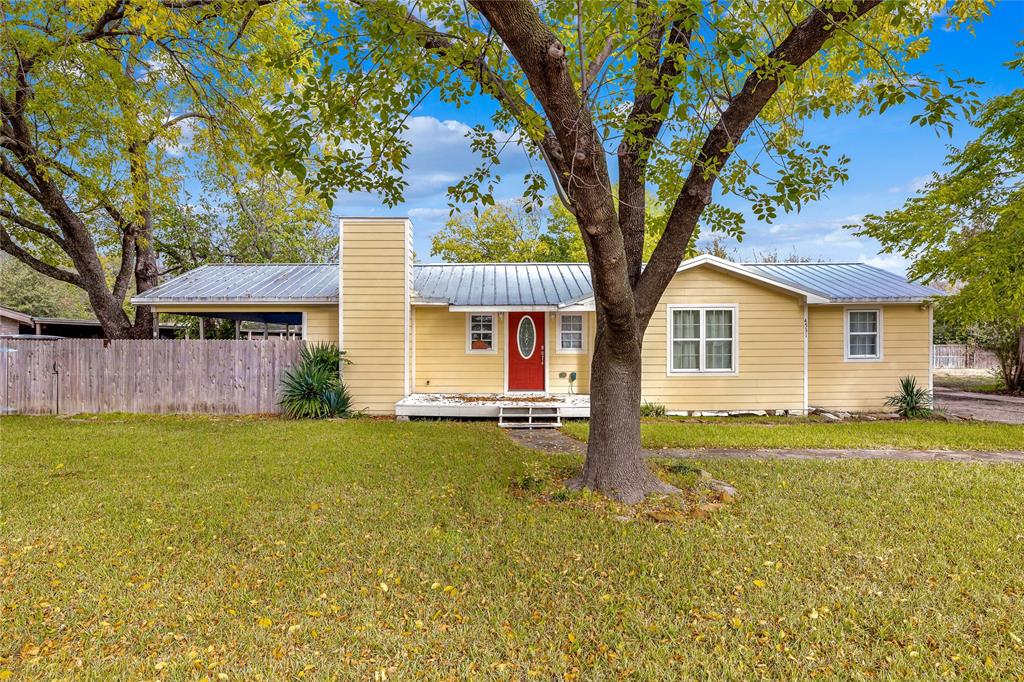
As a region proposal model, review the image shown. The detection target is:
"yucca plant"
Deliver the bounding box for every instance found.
[885,376,933,418]
[280,342,354,419]
[323,384,353,417]
[300,342,350,374]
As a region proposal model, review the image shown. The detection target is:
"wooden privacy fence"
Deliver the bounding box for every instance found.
[1,338,305,415]
[932,343,1000,370]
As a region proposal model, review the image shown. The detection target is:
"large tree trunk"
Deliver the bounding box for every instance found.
[569,319,677,504]
[1013,326,1024,392]
[462,0,883,504]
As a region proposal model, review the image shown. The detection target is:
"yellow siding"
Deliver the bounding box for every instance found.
[641,267,806,412]
[151,304,338,342]
[341,218,411,414]
[808,304,931,411]
[304,307,338,343]
[412,309,595,395]
[414,307,504,393]
[548,312,593,393]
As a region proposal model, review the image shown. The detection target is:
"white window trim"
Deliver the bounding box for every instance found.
[555,312,587,354]
[844,307,883,362]
[665,304,739,376]
[465,312,497,354]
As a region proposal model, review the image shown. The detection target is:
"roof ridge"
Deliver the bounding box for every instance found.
[194,262,337,266]
[740,261,862,266]
[414,262,589,266]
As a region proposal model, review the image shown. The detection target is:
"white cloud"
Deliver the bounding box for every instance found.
[863,253,911,274]
[887,175,930,194]
[161,115,197,158]
[821,228,860,246]
[408,207,450,220]
[333,115,535,260]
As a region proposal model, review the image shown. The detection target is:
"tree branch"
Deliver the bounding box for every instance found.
[357,0,575,210]
[617,5,693,287]
[0,207,67,249]
[0,228,83,287]
[111,226,136,302]
[146,111,210,143]
[583,34,616,94]
[469,0,638,341]
[0,154,44,202]
[80,1,127,41]
[634,0,883,325]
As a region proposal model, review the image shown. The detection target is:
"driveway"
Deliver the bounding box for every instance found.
[934,387,1024,424]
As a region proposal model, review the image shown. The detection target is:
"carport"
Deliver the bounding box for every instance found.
[129,263,339,342]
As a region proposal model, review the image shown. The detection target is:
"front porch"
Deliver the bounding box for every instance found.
[395,392,591,419]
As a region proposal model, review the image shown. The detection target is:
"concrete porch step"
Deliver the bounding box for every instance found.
[498,405,562,429]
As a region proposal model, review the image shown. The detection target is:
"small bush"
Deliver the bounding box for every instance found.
[280,342,353,419]
[641,401,667,418]
[885,376,933,418]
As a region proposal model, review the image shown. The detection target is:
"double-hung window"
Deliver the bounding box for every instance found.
[466,313,495,353]
[557,313,585,353]
[846,309,881,360]
[668,306,737,374]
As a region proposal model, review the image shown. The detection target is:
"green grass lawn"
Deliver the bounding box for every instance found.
[3,416,1023,679]
[563,416,1024,451]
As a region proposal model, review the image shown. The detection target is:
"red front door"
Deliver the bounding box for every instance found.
[508,312,545,392]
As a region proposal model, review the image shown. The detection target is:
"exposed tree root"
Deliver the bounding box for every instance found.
[566,466,681,505]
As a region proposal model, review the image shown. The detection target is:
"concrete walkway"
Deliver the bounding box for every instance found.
[934,387,1024,424]
[507,428,1024,464]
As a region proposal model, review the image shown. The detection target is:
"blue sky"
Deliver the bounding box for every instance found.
[336,3,1024,272]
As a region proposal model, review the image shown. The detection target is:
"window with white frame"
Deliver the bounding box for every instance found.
[467,313,495,352]
[668,306,736,373]
[846,309,881,360]
[557,313,585,353]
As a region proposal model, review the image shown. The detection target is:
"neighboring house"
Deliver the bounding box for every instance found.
[0,306,33,335]
[132,217,941,416]
[0,305,179,338]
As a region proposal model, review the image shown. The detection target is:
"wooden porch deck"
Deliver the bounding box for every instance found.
[395,393,590,419]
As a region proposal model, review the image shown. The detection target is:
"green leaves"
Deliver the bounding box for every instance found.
[855,74,1024,389]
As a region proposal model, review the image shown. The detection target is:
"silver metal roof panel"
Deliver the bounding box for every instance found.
[743,262,942,302]
[131,263,339,303]
[412,263,593,307]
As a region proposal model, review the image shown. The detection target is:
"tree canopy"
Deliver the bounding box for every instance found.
[431,197,665,263]
[857,62,1023,390]
[0,0,325,337]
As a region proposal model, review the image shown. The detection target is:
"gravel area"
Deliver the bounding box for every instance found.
[507,427,1024,464]
[935,387,1024,424]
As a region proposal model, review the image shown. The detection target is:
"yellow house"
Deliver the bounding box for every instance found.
[133,217,940,418]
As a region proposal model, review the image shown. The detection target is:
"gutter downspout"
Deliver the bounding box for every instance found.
[928,303,934,394]
[338,218,344,367]
[803,301,809,416]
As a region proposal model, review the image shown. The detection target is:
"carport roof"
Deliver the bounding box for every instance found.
[131,264,339,304]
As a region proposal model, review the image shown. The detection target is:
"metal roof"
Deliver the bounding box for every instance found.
[130,260,941,307]
[413,263,592,307]
[131,264,339,304]
[743,262,943,302]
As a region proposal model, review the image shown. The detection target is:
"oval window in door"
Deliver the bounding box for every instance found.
[517,316,536,359]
